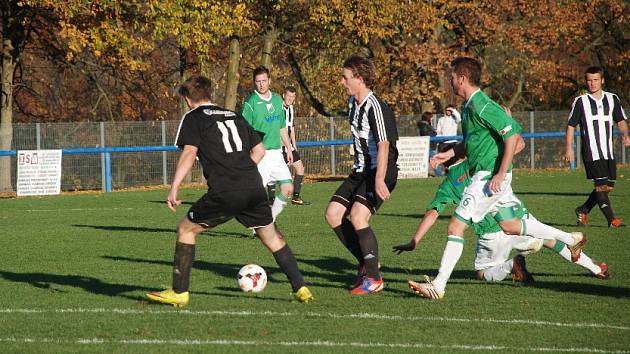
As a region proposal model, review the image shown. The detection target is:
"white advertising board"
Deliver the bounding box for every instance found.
[397,136,430,179]
[17,150,62,197]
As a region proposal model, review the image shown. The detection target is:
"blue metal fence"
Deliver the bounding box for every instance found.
[3,130,625,193]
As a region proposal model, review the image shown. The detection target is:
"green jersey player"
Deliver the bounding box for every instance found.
[392,148,608,291]
[242,66,294,220]
[413,57,587,300]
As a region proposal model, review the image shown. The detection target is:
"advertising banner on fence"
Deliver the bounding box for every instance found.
[397,136,430,179]
[17,150,62,197]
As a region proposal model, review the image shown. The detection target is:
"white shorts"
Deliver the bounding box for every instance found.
[474,231,544,271]
[257,149,292,186]
[455,171,520,223]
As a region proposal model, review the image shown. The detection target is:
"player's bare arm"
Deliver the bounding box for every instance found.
[250,142,266,164]
[564,125,575,163]
[618,120,630,147]
[280,127,294,164]
[431,149,455,169]
[514,134,525,155]
[375,140,391,200]
[167,145,198,212]
[393,208,440,254]
[489,133,519,193]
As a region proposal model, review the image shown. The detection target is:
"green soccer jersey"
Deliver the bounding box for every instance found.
[241,91,286,150]
[425,158,526,240]
[426,160,470,213]
[460,90,522,175]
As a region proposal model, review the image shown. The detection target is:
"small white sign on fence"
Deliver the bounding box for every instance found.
[17,150,62,197]
[397,136,430,179]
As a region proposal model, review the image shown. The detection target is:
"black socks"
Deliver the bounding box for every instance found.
[172,242,195,293]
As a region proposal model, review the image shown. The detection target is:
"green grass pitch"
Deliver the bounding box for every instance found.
[0,167,629,353]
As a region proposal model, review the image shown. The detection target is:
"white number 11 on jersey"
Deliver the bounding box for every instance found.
[216,120,243,153]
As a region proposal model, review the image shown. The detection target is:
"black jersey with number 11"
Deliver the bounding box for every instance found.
[174,104,263,192]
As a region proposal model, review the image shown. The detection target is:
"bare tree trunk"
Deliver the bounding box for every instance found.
[224,37,240,110]
[260,24,278,70]
[507,73,524,108]
[0,37,15,192]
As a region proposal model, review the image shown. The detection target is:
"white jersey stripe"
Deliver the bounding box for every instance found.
[581,96,600,160]
[369,95,387,141]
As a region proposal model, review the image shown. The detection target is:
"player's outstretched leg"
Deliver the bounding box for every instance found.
[544,240,609,279]
[501,218,586,261]
[256,224,314,303]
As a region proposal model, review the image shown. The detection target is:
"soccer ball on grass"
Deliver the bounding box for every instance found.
[237,264,267,293]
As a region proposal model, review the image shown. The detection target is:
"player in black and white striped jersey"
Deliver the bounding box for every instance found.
[565,66,630,228]
[325,54,399,294]
[281,86,310,205]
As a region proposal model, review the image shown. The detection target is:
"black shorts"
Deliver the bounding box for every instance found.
[584,159,616,187]
[187,187,273,229]
[282,149,301,163]
[330,165,398,214]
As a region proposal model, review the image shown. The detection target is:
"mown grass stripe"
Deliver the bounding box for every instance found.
[0,337,627,353]
[1,308,628,331]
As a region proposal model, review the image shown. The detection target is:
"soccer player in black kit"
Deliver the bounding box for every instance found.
[146,75,313,306]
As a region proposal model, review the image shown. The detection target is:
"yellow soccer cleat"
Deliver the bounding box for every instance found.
[146,289,189,307]
[294,286,314,303]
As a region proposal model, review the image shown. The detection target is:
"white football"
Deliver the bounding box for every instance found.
[237,264,267,293]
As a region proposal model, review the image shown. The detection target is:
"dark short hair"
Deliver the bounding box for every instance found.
[343,54,376,88]
[451,57,482,86]
[178,75,212,102]
[253,66,270,81]
[422,111,433,123]
[284,85,297,94]
[446,104,456,109]
[585,66,604,78]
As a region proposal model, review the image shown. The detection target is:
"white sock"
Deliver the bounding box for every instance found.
[557,244,600,274]
[433,235,464,292]
[574,251,601,274]
[482,260,513,282]
[522,219,574,245]
[558,246,572,262]
[271,197,288,219]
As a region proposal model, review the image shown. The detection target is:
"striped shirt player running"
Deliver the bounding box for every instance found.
[417,57,587,300]
[565,66,630,228]
[325,54,399,295]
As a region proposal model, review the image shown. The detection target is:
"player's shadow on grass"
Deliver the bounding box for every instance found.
[493,279,630,299]
[515,191,592,197]
[148,200,194,206]
[0,271,153,300]
[75,224,252,238]
[74,224,174,233]
[378,212,452,220]
[103,255,354,290]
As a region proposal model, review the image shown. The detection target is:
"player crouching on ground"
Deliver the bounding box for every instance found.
[146,75,313,307]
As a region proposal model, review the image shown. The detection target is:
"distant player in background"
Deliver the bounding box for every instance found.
[282,86,310,205]
[146,75,313,306]
[325,54,399,295]
[565,66,629,228]
[242,66,294,219]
